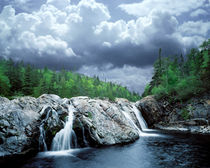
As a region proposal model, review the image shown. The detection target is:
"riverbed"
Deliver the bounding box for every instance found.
[4,130,210,168]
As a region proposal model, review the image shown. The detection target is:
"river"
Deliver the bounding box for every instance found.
[8,130,210,168]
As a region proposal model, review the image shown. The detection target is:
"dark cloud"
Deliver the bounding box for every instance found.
[0,0,208,70]
[78,65,153,94]
[0,0,209,93]
[80,37,184,69]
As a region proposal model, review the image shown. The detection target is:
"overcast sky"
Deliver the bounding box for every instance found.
[0,0,209,94]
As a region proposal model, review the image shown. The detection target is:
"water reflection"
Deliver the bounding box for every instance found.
[7,132,210,168]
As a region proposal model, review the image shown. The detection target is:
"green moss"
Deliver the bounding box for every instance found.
[51,126,61,136]
[52,130,58,136]
[44,124,48,131]
[181,108,190,120]
[88,112,92,119]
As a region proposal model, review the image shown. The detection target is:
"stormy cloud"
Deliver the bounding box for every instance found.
[0,0,209,93]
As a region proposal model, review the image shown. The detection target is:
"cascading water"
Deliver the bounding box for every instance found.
[39,106,51,151]
[51,104,77,151]
[122,110,141,133]
[122,104,159,137]
[81,125,89,146]
[132,106,148,131]
[78,118,89,147]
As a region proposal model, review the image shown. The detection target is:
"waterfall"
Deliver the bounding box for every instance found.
[122,110,141,133]
[81,125,89,146]
[132,106,148,131]
[121,103,160,137]
[39,125,48,151]
[131,105,159,137]
[51,104,77,151]
[39,107,51,151]
[121,104,149,134]
[78,118,89,147]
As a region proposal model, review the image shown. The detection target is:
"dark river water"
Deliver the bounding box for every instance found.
[3,131,210,168]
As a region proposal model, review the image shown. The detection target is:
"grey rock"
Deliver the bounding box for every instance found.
[136,96,163,127]
[0,94,142,157]
[191,118,208,126]
[0,94,66,156]
[71,97,139,146]
[0,132,6,144]
[0,119,10,127]
[6,129,19,137]
[141,93,210,135]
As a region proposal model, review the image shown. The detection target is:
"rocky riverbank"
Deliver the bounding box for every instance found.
[136,94,210,135]
[0,94,141,157]
[1,93,209,158]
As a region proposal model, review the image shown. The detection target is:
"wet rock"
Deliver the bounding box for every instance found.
[0,95,67,156]
[155,124,210,135]
[0,120,10,127]
[164,96,210,134]
[71,97,139,146]
[137,93,210,135]
[136,96,163,127]
[0,94,142,157]
[183,118,209,126]
[6,129,19,137]
[0,132,5,144]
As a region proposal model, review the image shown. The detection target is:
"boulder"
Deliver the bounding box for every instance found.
[72,97,139,146]
[136,96,163,127]
[0,96,40,156]
[0,95,66,157]
[137,93,210,135]
[0,94,142,157]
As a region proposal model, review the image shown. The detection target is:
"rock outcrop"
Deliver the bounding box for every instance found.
[136,96,163,127]
[0,95,65,157]
[0,94,141,157]
[137,94,210,134]
[72,97,139,146]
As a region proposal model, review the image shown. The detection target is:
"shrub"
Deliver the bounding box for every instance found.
[181,108,190,120]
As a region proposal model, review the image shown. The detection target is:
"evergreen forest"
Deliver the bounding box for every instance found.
[143,39,210,102]
[0,59,140,101]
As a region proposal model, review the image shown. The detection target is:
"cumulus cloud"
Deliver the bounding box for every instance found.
[91,11,184,67]
[0,0,209,92]
[47,0,70,10]
[0,0,209,69]
[178,21,210,36]
[119,0,206,17]
[0,0,209,70]
[0,5,77,67]
[6,0,45,12]
[0,0,110,68]
[176,21,210,49]
[190,9,208,17]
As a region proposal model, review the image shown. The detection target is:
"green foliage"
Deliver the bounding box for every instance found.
[0,58,141,102]
[181,108,190,120]
[0,60,11,96]
[88,112,92,119]
[151,85,168,99]
[142,84,150,97]
[143,39,210,102]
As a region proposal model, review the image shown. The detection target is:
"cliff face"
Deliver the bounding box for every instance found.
[0,94,141,157]
[136,94,210,134]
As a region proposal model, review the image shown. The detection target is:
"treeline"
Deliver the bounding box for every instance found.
[143,39,210,101]
[0,59,141,101]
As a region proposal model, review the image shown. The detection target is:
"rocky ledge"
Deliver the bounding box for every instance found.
[136,95,210,135]
[0,94,141,157]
